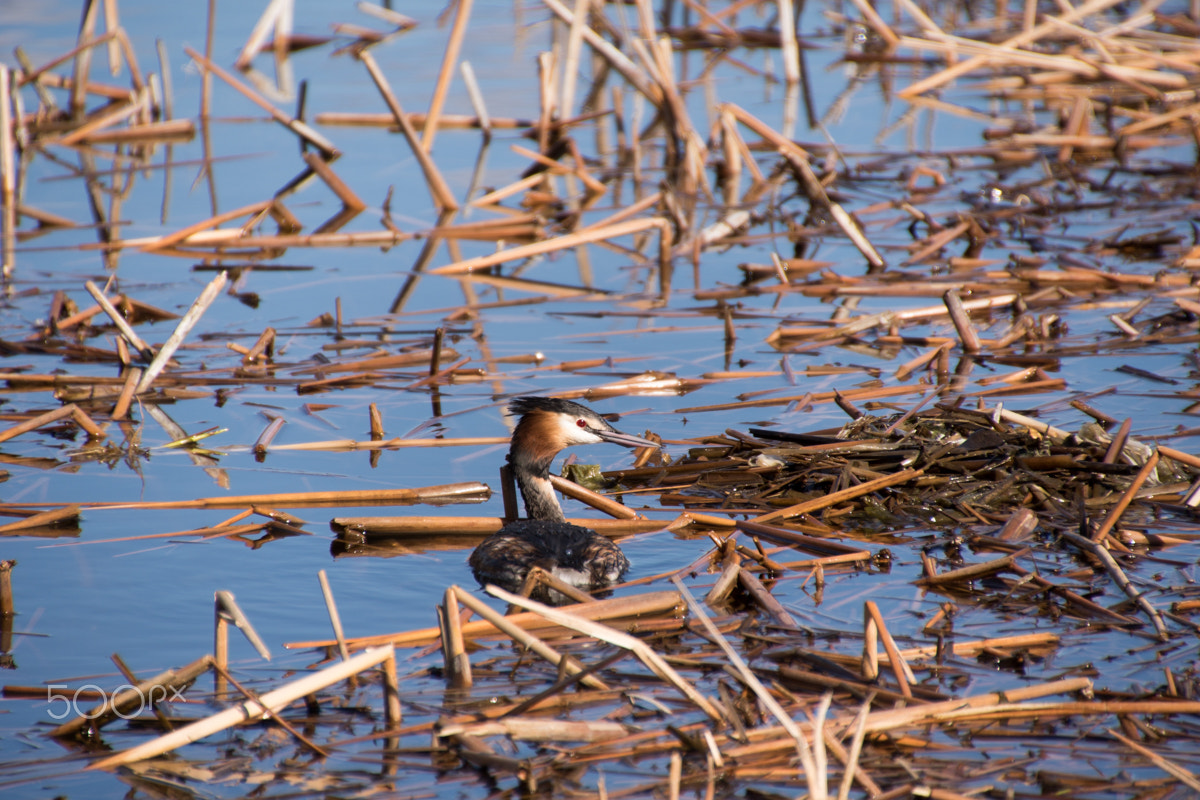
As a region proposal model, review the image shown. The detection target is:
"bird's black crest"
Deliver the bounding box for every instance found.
[509,395,604,421]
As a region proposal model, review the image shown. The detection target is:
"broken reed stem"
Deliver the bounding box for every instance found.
[29,483,489,511]
[898,0,1127,97]
[210,659,330,757]
[459,62,491,139]
[1106,727,1200,791]
[1091,451,1159,542]
[547,474,640,520]
[137,200,273,252]
[485,585,722,720]
[422,0,473,152]
[863,601,914,698]
[87,647,396,769]
[52,654,216,739]
[431,216,670,275]
[288,589,683,651]
[671,576,823,778]
[182,45,338,157]
[943,289,982,353]
[135,271,227,393]
[754,469,923,523]
[0,504,81,534]
[1060,530,1169,640]
[0,65,13,277]
[213,590,271,660]
[302,151,366,211]
[0,404,104,445]
[541,0,660,105]
[439,586,472,688]
[451,585,608,690]
[253,416,286,456]
[111,367,141,420]
[84,281,155,361]
[357,49,458,212]
[318,570,351,661]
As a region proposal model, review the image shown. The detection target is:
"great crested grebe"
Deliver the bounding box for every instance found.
[469,396,658,592]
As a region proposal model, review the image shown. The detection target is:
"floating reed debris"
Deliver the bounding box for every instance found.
[87,646,400,770]
[8,1,1200,796]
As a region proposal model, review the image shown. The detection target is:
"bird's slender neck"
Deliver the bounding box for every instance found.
[508,419,566,522]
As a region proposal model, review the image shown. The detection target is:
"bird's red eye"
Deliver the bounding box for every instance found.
[576,419,587,428]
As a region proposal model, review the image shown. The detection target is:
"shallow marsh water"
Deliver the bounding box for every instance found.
[1,0,1200,796]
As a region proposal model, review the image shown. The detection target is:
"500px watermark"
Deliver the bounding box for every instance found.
[45,684,186,720]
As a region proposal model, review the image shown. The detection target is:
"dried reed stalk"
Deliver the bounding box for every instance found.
[541,0,659,104]
[301,151,366,211]
[898,0,1127,97]
[62,484,489,511]
[1107,727,1200,791]
[183,45,338,156]
[332,515,663,536]
[0,65,14,276]
[0,404,105,444]
[84,281,154,360]
[754,469,923,523]
[863,601,914,698]
[547,473,641,520]
[284,589,682,650]
[1060,530,1169,640]
[265,435,507,452]
[87,646,396,769]
[357,50,458,212]
[0,505,81,535]
[52,654,215,739]
[439,717,630,743]
[439,586,472,687]
[317,570,350,661]
[1089,451,1159,542]
[135,271,228,393]
[488,584,721,720]
[432,216,669,275]
[421,0,473,151]
[451,585,608,690]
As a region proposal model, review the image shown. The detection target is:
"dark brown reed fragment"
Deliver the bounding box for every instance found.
[0,560,13,617]
[942,289,982,353]
[253,415,286,458]
[1102,418,1132,464]
[1060,530,1169,640]
[833,389,863,420]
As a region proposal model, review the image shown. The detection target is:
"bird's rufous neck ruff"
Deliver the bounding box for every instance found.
[509,413,568,522]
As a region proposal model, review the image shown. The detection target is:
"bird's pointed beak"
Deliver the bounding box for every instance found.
[595,428,660,449]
